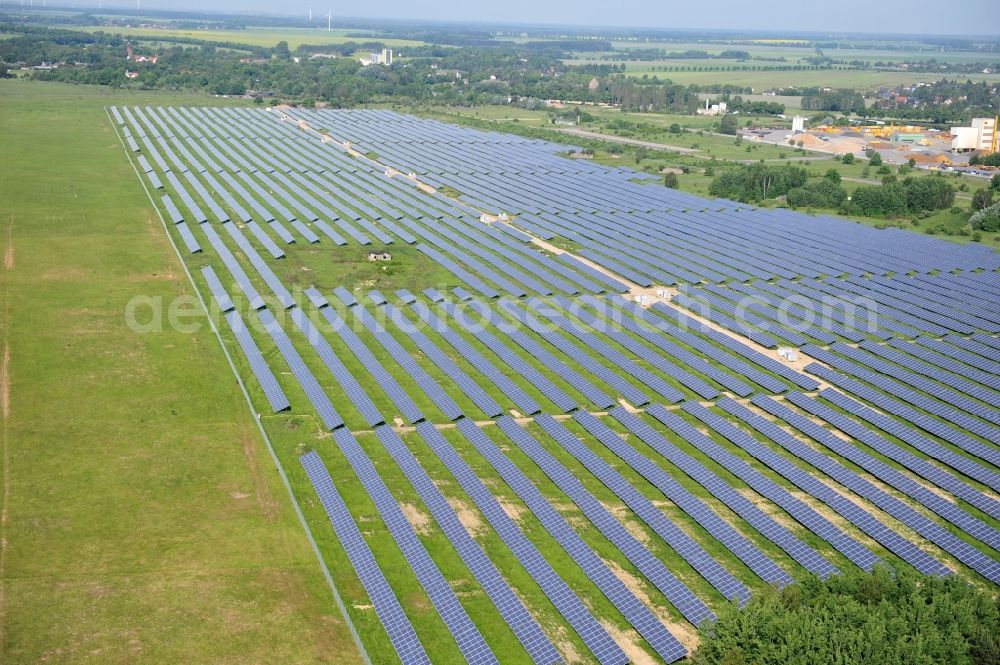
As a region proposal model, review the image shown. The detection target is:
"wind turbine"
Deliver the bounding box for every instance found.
[324,9,332,31]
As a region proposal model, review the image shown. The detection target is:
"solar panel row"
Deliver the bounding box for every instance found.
[682,402,952,578]
[331,428,498,664]
[456,418,688,664]
[495,416,714,626]
[413,422,627,665]
[373,425,560,664]
[299,451,431,665]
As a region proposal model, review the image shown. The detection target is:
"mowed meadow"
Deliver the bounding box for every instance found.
[0,79,361,664]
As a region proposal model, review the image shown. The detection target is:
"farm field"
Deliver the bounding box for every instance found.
[96,90,1000,665]
[563,63,1000,90]
[600,40,1000,64]
[65,25,428,50]
[0,80,362,664]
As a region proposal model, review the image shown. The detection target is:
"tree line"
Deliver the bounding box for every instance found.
[708,162,956,218]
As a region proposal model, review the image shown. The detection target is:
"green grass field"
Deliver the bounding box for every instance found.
[564,63,1000,90]
[599,40,1000,65]
[66,25,428,50]
[0,79,362,664]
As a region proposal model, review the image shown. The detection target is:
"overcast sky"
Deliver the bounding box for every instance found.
[89,0,1000,35]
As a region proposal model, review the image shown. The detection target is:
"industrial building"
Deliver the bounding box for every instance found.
[697,100,727,116]
[951,117,998,152]
[363,48,394,66]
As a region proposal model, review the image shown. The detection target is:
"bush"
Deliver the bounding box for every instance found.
[970,201,1000,232]
[971,188,994,212]
[824,168,841,183]
[841,152,855,164]
[903,177,955,212]
[969,152,1000,167]
[709,163,808,202]
[850,183,908,217]
[787,179,848,208]
[668,123,682,134]
[849,177,955,217]
[991,173,1000,191]
[718,113,738,135]
[866,149,883,166]
[692,566,1000,665]
[663,172,679,188]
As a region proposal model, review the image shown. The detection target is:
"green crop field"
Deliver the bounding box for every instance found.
[601,40,1000,64]
[564,63,1000,90]
[0,79,362,664]
[66,25,428,50]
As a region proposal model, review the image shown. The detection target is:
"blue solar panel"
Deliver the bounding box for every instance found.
[648,302,817,390]
[176,222,201,254]
[682,402,952,578]
[289,307,385,428]
[258,309,343,430]
[805,363,1000,491]
[222,222,295,309]
[500,299,650,406]
[333,286,358,308]
[201,266,235,313]
[314,306,424,425]
[822,343,1000,432]
[161,194,184,224]
[304,286,330,309]
[456,418,688,664]
[539,413,749,604]
[589,409,794,587]
[395,289,417,304]
[373,426,560,664]
[584,296,752,397]
[411,303,540,415]
[331,428,498,664]
[541,296,692,402]
[553,296,720,399]
[383,304,503,418]
[648,403,863,575]
[352,305,464,421]
[299,451,431,665]
[223,310,289,413]
[796,389,1000,521]
[439,302,577,413]
[751,395,1000,578]
[413,422,624,664]
[201,225,266,310]
[497,416,713,625]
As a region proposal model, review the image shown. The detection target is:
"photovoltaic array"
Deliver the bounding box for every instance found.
[113,103,1000,665]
